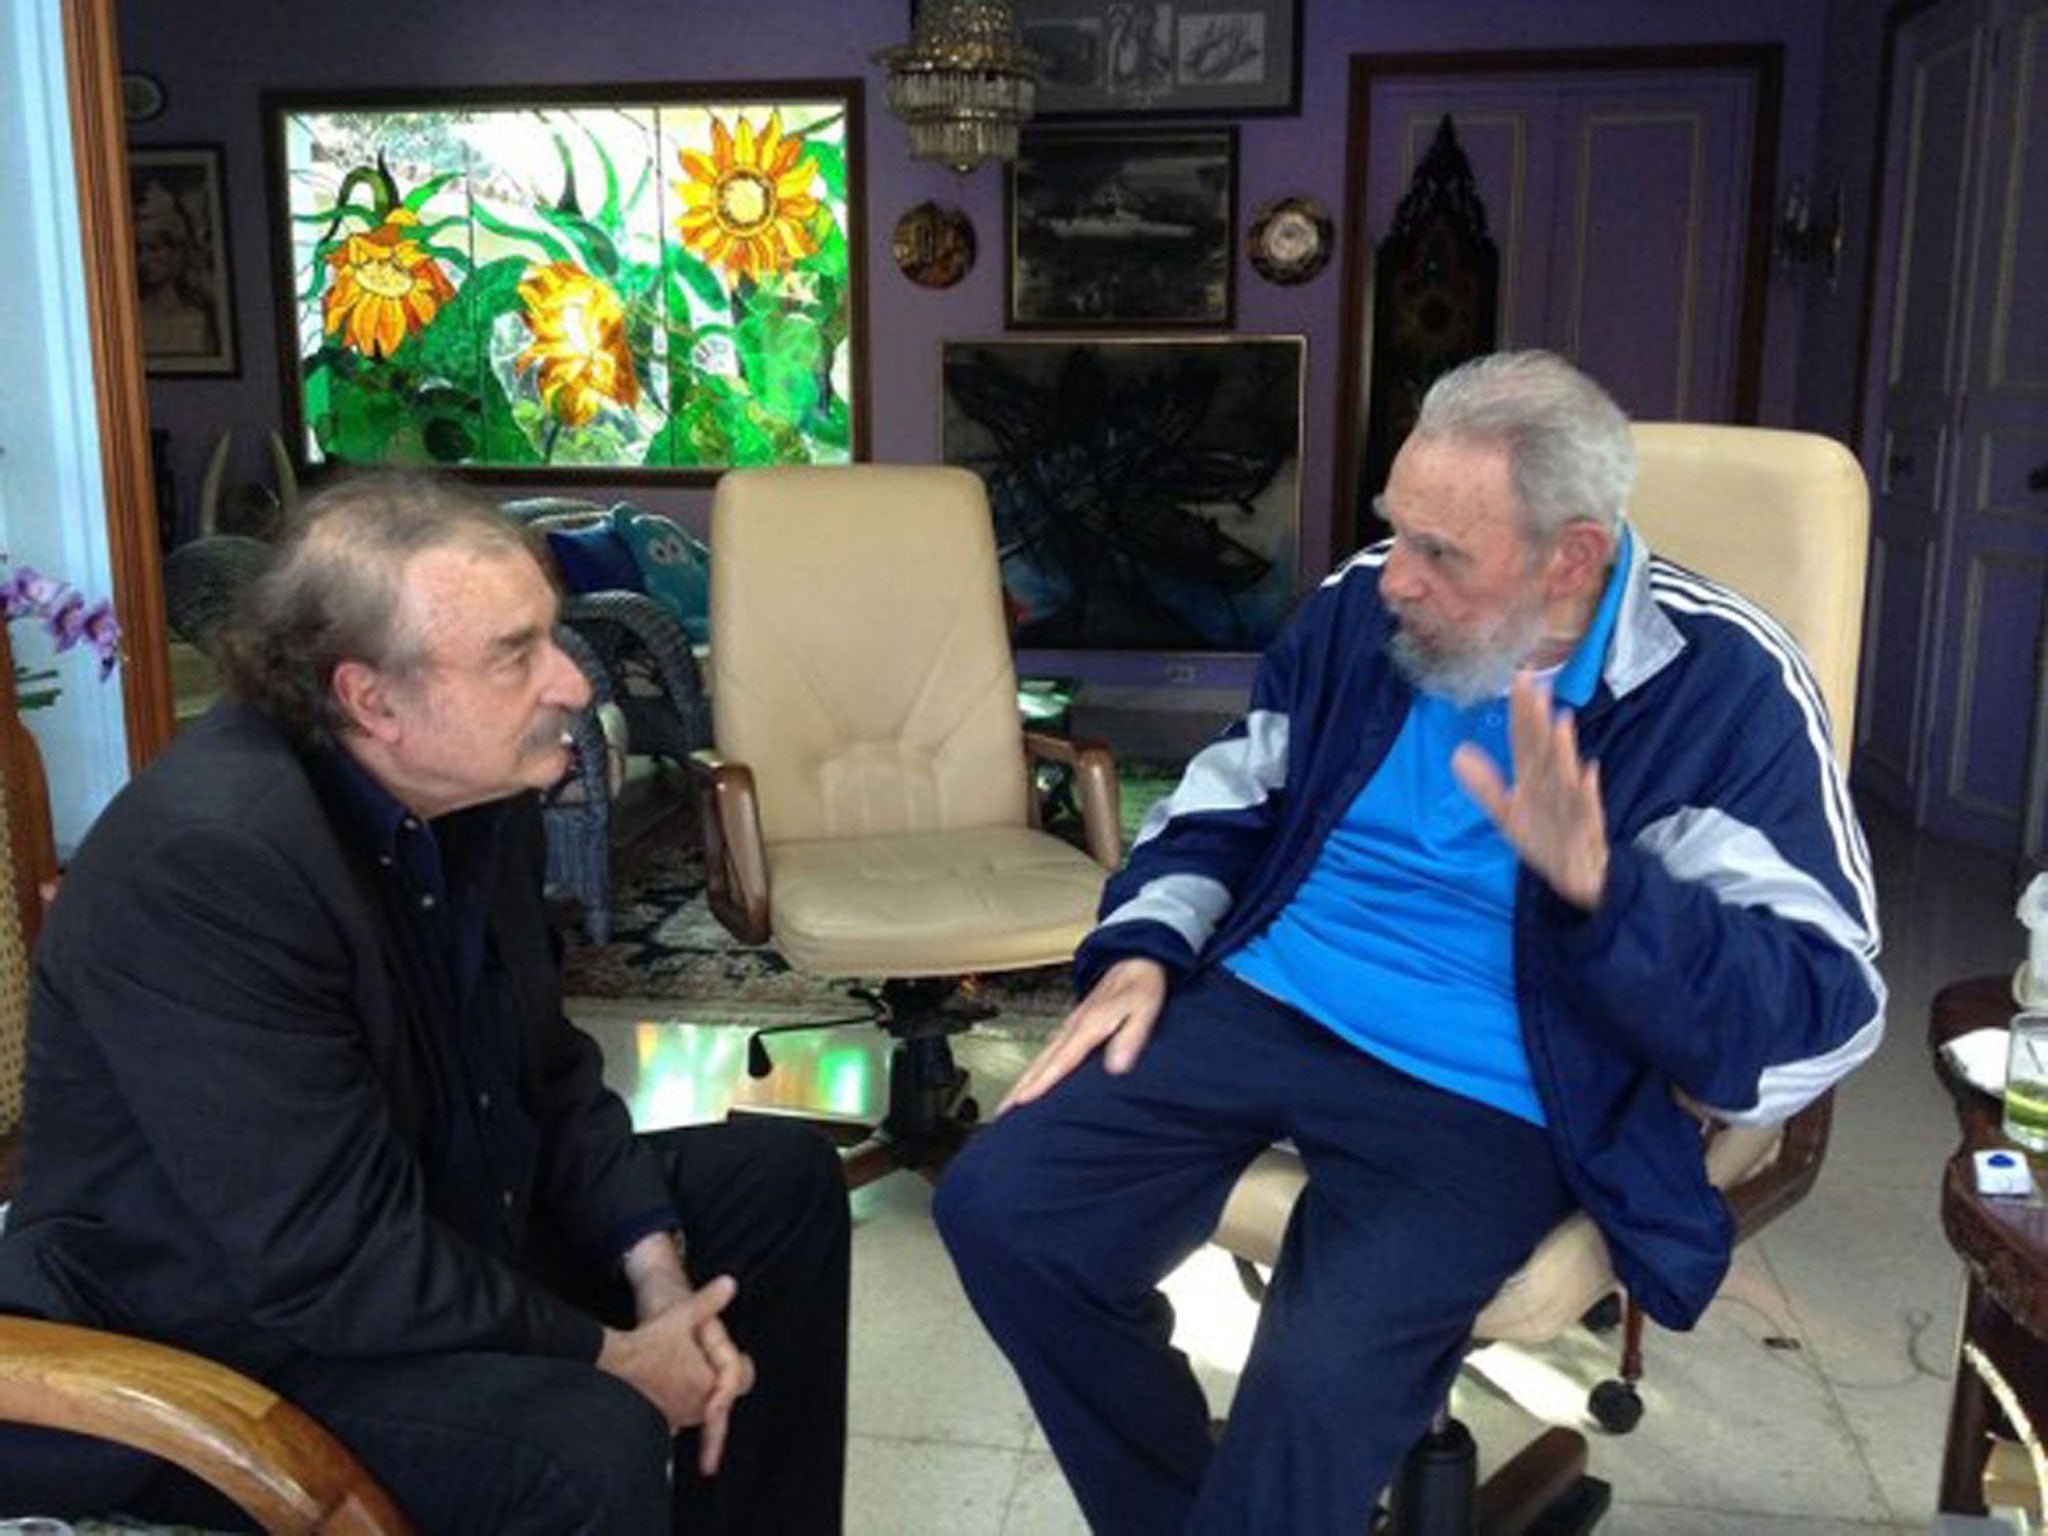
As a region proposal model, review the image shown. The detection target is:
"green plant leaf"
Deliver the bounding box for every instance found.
[401,172,462,213]
[667,245,729,313]
[292,204,380,228]
[414,254,529,387]
[533,204,620,279]
[477,372,545,464]
[804,141,846,201]
[735,309,824,424]
[325,370,409,461]
[549,126,582,216]
[470,201,572,264]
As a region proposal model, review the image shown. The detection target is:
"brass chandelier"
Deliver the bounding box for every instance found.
[875,0,1040,174]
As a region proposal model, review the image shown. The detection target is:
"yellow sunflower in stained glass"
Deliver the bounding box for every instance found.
[673,111,824,282]
[515,262,640,428]
[321,209,458,360]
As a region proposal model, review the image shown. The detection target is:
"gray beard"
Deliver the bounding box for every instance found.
[1387,602,1549,708]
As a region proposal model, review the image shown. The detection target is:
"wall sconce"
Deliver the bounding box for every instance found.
[1775,177,1844,289]
[874,0,1040,175]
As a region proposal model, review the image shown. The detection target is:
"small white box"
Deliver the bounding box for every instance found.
[1974,1148,2037,1199]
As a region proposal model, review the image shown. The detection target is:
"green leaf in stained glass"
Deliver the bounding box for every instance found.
[476,374,545,464]
[735,309,823,425]
[532,204,620,280]
[667,246,730,313]
[414,256,529,387]
[401,172,462,213]
[804,141,847,201]
[326,370,409,462]
[470,201,572,265]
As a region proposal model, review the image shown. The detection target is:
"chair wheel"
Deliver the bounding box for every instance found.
[957,1096,980,1125]
[1588,1379,1643,1434]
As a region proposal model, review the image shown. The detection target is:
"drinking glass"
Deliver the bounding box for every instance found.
[2004,1011,2048,1153]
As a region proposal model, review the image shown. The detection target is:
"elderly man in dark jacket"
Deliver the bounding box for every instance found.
[0,473,849,1533]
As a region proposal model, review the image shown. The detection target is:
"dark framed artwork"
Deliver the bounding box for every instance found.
[265,82,866,482]
[941,335,1304,652]
[1017,0,1301,118]
[129,144,239,376]
[1008,126,1236,328]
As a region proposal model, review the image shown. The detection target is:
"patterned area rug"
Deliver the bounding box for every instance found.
[559,762,1184,1022]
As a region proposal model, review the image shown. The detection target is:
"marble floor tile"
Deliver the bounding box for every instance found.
[843,1434,1024,1536]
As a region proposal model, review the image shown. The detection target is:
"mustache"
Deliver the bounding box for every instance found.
[519,710,573,755]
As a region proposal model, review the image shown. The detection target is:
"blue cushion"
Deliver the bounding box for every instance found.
[546,520,644,595]
[613,505,710,644]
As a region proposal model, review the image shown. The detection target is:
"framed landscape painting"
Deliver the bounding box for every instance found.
[1017,0,1301,118]
[941,335,1305,652]
[266,83,865,481]
[1008,127,1236,327]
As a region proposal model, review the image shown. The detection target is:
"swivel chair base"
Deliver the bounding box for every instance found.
[1382,1415,1610,1536]
[734,978,993,1191]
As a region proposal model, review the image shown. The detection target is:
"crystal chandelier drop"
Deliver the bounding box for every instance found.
[875,0,1040,174]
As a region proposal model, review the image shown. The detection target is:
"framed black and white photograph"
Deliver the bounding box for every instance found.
[1017,0,1301,118]
[1008,127,1236,328]
[941,335,1305,652]
[129,144,239,375]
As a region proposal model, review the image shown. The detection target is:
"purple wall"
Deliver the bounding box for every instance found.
[118,0,1844,692]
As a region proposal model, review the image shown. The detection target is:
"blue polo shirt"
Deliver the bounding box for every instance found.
[1225,530,1631,1125]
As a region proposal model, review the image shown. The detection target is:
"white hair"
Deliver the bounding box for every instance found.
[1411,350,1636,539]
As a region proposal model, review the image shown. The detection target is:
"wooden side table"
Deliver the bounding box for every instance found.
[1929,976,2048,1515]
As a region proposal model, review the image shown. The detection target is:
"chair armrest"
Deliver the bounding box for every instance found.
[1722,1091,1834,1240]
[0,1315,412,1533]
[1023,730,1122,870]
[688,749,771,945]
[561,591,712,761]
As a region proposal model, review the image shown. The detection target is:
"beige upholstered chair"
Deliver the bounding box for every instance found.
[0,628,410,1534]
[1210,423,1871,1533]
[692,465,1121,1187]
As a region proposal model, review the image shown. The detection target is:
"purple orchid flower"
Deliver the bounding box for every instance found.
[3,556,124,700]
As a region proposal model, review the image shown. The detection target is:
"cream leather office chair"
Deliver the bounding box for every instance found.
[692,465,1121,1187]
[1211,423,1871,1535]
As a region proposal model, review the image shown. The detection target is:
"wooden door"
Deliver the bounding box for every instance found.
[1859,0,2048,859]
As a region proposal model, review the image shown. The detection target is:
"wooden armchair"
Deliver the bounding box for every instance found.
[0,626,408,1533]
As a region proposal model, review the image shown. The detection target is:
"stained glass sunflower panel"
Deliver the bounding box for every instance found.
[268,84,864,481]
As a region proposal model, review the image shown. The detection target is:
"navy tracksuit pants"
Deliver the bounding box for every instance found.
[936,968,1574,1535]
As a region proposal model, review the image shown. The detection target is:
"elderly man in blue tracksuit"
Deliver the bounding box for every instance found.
[936,351,1884,1534]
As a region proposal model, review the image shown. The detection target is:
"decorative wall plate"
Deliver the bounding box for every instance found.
[1247,194,1332,285]
[892,200,976,290]
[122,72,166,124]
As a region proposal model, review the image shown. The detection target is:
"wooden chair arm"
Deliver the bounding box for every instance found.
[1022,730,1123,870]
[688,749,772,945]
[1724,1091,1834,1240]
[0,1315,411,1533]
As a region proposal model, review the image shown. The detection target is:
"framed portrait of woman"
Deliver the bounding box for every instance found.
[129,144,239,375]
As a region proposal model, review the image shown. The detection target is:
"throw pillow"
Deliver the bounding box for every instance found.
[612,505,710,644]
[545,520,644,596]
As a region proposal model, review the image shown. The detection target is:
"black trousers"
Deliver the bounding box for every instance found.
[0,1118,851,1535]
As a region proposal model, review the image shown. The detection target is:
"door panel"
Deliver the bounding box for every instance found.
[1915,0,2048,854]
[1856,0,1990,829]
[1860,532,1940,790]
[1369,67,1756,424]
[1569,110,1717,418]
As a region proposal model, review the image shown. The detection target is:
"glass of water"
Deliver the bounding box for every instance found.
[2004,1011,2048,1153]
